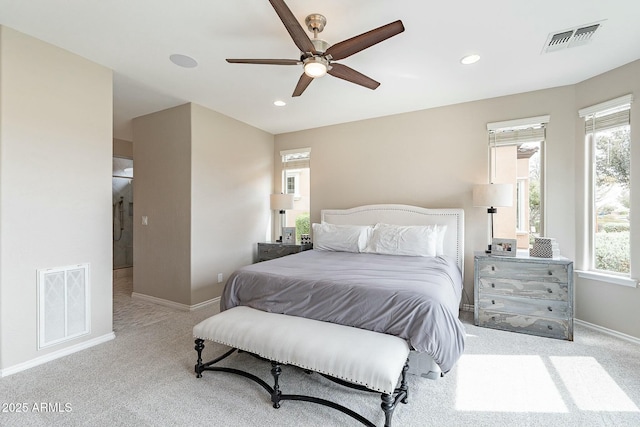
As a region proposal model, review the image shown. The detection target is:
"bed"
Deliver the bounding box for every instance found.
[220,204,466,377]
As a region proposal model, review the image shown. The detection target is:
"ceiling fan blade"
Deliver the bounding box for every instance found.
[328,63,380,90]
[226,58,301,65]
[269,0,317,54]
[325,20,405,61]
[292,73,314,97]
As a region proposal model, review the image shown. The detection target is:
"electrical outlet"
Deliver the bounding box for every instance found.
[217,273,223,283]
[142,216,148,225]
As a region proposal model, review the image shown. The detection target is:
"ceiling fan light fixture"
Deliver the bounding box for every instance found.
[303,57,328,78]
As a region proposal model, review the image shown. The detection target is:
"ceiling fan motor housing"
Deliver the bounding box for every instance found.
[311,38,329,54]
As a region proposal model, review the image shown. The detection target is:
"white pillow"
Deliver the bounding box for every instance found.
[312,223,371,253]
[435,224,448,256]
[364,223,437,257]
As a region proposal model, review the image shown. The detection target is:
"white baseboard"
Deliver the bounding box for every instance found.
[574,318,640,345]
[0,332,115,378]
[131,292,220,312]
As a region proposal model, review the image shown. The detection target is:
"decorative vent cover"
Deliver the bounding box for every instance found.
[38,264,90,349]
[542,20,605,53]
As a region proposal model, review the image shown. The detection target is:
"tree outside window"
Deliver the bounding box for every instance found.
[593,126,631,274]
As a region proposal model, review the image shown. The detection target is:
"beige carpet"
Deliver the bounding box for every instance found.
[1,276,639,426]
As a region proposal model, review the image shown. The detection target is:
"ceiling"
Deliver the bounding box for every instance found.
[1,1,640,140]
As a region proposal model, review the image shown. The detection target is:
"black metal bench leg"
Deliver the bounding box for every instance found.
[270,361,282,409]
[400,359,409,404]
[194,339,205,378]
[381,393,396,427]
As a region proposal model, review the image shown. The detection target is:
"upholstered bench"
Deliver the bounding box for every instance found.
[193,306,410,427]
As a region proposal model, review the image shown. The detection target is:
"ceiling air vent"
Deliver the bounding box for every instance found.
[542,20,605,54]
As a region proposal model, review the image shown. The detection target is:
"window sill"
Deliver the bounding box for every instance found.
[576,270,638,288]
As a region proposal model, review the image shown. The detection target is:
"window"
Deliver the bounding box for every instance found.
[579,95,633,276]
[281,148,311,242]
[487,116,549,249]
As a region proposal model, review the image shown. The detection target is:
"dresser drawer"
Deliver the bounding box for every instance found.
[477,258,569,283]
[477,310,570,340]
[476,276,569,301]
[477,295,569,320]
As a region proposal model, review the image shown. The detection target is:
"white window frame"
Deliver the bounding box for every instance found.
[516,178,527,233]
[577,94,637,288]
[487,115,549,238]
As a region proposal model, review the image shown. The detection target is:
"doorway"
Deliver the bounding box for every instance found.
[112,157,133,272]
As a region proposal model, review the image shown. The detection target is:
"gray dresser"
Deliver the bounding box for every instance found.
[257,242,313,262]
[474,252,574,340]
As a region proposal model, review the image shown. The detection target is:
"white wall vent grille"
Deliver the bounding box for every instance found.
[542,20,605,54]
[38,264,90,349]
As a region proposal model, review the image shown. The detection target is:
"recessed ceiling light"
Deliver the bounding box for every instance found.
[169,54,198,68]
[460,54,481,65]
[273,100,286,107]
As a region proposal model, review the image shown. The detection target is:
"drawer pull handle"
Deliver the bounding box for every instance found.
[547,306,553,312]
[547,325,553,330]
[492,300,495,305]
[548,271,553,276]
[547,288,553,293]
[491,283,496,288]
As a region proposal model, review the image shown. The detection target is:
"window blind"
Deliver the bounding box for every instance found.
[490,126,546,146]
[584,109,630,133]
[281,147,311,170]
[487,115,550,146]
[580,94,633,133]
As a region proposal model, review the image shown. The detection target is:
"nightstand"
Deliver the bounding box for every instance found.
[474,252,574,340]
[257,242,313,262]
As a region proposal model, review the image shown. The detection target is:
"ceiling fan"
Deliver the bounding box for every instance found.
[226,0,405,97]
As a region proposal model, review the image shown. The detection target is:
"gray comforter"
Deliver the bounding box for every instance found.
[221,250,465,373]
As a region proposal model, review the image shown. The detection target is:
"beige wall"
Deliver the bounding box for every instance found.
[133,103,273,306]
[190,103,273,304]
[0,26,113,370]
[574,59,640,338]
[113,138,133,158]
[275,85,577,311]
[132,104,193,305]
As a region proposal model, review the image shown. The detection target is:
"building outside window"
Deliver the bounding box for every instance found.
[286,172,300,199]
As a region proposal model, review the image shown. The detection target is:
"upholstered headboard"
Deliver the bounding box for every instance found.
[321,204,465,275]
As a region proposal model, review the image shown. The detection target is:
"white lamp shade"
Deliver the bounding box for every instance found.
[270,193,294,211]
[473,183,513,208]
